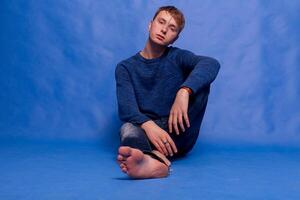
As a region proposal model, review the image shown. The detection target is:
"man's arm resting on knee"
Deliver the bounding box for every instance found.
[176,49,221,94]
[140,120,178,156]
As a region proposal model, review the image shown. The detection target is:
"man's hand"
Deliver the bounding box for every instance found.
[141,120,177,156]
[168,88,191,135]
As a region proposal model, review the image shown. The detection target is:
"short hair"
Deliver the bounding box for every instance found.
[152,6,185,33]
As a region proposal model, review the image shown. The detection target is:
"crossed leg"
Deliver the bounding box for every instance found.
[116,87,210,179]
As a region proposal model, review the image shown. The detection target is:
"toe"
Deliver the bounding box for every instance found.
[121,167,127,173]
[120,163,126,168]
[117,154,125,161]
[116,157,123,165]
[118,146,131,157]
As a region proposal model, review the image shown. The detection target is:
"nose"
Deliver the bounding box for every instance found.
[161,25,167,34]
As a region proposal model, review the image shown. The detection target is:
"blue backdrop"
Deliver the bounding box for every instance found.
[1,0,299,149]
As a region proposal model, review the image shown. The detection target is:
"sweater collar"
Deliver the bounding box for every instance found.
[135,46,171,63]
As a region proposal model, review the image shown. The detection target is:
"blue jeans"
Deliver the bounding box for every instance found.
[119,86,210,160]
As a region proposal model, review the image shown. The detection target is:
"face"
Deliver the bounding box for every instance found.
[148,11,180,46]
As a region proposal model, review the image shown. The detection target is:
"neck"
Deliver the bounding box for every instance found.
[140,38,167,59]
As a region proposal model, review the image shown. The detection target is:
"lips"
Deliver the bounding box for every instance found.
[156,34,165,40]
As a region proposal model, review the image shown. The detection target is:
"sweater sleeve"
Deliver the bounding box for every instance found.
[115,64,151,126]
[177,49,221,94]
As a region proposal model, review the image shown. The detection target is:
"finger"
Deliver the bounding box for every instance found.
[183,112,190,128]
[165,142,173,156]
[157,140,169,156]
[154,141,164,155]
[168,114,173,133]
[167,135,178,153]
[172,113,180,135]
[178,112,185,132]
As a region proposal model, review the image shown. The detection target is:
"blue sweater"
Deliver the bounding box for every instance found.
[115,46,220,126]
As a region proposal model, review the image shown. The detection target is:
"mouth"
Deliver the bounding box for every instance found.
[156,34,165,41]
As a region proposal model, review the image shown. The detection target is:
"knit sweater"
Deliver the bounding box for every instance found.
[115,46,220,126]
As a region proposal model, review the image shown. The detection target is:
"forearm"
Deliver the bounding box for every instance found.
[181,57,220,93]
[141,88,190,130]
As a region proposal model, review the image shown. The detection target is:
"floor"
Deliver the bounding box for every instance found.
[1,138,299,200]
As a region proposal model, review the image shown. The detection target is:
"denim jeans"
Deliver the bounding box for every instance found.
[119,86,210,160]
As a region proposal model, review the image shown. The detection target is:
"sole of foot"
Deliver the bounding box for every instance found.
[117,146,169,179]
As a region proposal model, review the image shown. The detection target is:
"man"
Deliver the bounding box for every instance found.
[115,6,220,179]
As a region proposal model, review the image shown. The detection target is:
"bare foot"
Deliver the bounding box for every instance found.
[117,146,169,179]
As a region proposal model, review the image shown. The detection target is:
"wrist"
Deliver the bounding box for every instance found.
[141,120,155,131]
[179,86,193,95]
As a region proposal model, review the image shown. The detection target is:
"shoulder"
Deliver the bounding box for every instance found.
[169,46,220,63]
[116,55,136,68]
[115,53,140,74]
[167,46,198,61]
[167,46,220,70]
[166,46,199,66]
[168,46,194,55]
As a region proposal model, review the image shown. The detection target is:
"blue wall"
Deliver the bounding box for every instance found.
[1,0,299,147]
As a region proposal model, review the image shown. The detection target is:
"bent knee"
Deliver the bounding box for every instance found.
[120,122,144,141]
